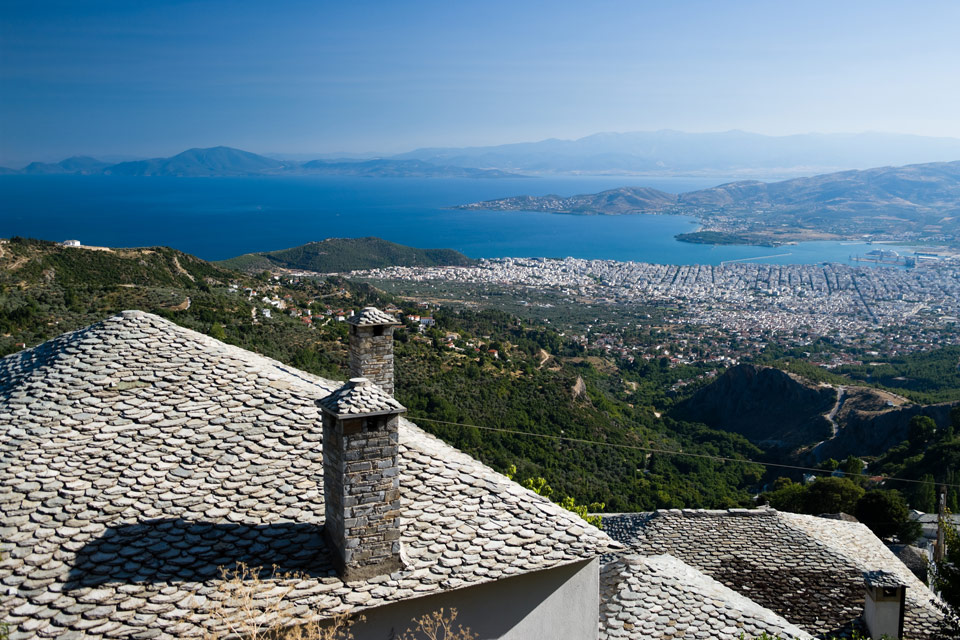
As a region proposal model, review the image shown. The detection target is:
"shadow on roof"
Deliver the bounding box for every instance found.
[65,518,334,588]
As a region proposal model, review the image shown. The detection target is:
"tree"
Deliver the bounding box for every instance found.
[915,474,937,513]
[839,455,864,480]
[772,476,794,491]
[819,458,839,472]
[949,405,960,437]
[933,511,960,638]
[909,415,937,449]
[210,322,227,341]
[765,481,806,513]
[803,477,864,515]
[854,490,920,543]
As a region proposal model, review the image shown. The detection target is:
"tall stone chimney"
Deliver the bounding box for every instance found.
[863,571,906,640]
[347,307,400,395]
[319,377,406,581]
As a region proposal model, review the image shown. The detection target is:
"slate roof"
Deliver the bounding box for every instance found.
[602,508,945,639]
[600,554,813,640]
[346,307,398,326]
[0,311,617,639]
[318,377,405,417]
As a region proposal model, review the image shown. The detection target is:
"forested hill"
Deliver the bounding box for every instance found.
[218,237,476,273]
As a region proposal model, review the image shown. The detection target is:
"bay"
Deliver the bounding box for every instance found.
[0,174,914,265]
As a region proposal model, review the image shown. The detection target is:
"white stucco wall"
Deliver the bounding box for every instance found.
[349,557,600,640]
[864,589,904,640]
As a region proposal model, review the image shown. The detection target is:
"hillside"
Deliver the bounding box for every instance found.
[0,236,764,512]
[218,237,477,273]
[457,160,960,246]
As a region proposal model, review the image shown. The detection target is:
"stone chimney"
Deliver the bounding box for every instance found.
[863,571,906,640]
[319,377,406,581]
[347,307,400,395]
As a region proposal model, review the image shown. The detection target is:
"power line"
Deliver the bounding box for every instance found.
[407,414,960,490]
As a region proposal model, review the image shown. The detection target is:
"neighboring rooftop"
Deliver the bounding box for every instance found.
[0,311,616,639]
[602,509,945,639]
[599,554,813,640]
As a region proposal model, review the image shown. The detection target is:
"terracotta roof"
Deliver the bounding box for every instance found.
[0,311,617,639]
[600,554,813,640]
[346,307,398,326]
[602,509,945,639]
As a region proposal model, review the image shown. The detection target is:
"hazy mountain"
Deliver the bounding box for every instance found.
[680,161,960,215]
[20,156,109,175]
[4,147,521,178]
[103,146,289,176]
[217,237,476,273]
[395,130,960,176]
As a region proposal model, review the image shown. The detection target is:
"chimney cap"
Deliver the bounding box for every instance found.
[347,306,400,327]
[864,570,905,588]
[319,377,406,418]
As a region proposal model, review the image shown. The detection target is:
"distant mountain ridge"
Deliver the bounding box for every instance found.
[217,237,477,273]
[9,130,960,178]
[1,146,523,179]
[457,160,960,246]
[395,130,960,176]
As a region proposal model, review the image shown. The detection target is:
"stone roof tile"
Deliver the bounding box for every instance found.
[0,312,617,639]
[599,554,813,640]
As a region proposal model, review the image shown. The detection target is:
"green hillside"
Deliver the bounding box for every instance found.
[218,237,476,273]
[0,236,763,511]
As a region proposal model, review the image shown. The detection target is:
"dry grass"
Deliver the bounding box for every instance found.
[397,608,477,640]
[202,563,362,640]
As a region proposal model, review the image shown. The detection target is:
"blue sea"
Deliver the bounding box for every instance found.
[0,174,915,265]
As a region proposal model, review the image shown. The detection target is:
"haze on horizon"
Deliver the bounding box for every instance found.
[2,0,960,167]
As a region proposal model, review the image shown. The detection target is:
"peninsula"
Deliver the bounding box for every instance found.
[456,160,960,247]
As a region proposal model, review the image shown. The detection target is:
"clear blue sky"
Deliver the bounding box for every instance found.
[2,0,959,165]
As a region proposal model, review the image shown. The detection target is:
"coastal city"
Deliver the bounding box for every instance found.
[353,256,960,355]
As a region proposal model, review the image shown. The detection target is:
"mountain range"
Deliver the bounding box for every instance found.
[7,131,960,178]
[457,160,960,246]
[0,146,521,179]
[395,130,960,176]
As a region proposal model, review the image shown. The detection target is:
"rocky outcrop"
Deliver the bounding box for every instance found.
[673,364,836,450]
[815,399,959,460]
[675,363,959,461]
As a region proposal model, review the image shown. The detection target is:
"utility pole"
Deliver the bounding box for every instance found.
[936,484,948,563]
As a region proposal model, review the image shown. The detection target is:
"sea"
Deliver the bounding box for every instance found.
[0,174,916,266]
